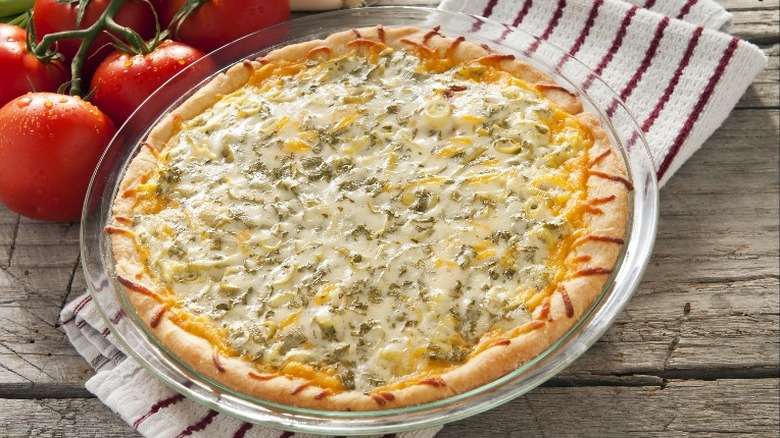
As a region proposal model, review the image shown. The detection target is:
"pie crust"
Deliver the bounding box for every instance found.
[107,25,631,410]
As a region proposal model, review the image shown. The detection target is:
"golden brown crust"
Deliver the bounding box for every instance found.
[109,25,630,411]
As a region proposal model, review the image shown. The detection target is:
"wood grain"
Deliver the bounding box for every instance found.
[0,379,776,437]
[439,379,780,437]
[729,9,779,44]
[736,43,777,108]
[0,1,777,436]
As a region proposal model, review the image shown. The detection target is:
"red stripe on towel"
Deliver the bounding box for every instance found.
[642,26,704,133]
[233,422,254,438]
[481,0,499,19]
[541,0,566,40]
[132,393,185,428]
[657,36,739,180]
[72,295,93,314]
[176,410,219,437]
[557,0,604,69]
[527,0,567,53]
[606,15,670,117]
[89,348,124,372]
[472,0,499,31]
[90,355,110,370]
[625,129,641,151]
[110,310,123,324]
[61,295,94,325]
[583,5,639,90]
[677,0,699,21]
[569,0,602,57]
[595,5,638,75]
[621,16,669,101]
[496,0,533,41]
[510,0,534,27]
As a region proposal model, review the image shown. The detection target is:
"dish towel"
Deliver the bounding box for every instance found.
[439,0,767,186]
[60,1,767,437]
[61,292,440,438]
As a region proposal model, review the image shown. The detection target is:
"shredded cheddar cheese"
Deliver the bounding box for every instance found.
[121,46,598,393]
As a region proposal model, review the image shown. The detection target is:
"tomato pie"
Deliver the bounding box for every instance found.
[107,25,632,410]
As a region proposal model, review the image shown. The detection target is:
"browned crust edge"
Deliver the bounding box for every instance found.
[108,25,631,411]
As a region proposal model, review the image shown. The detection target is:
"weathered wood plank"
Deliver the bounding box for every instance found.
[666,109,779,192]
[652,107,779,283]
[718,0,780,10]
[0,398,139,438]
[2,275,775,396]
[0,218,95,393]
[0,301,94,395]
[0,208,18,268]
[0,2,776,437]
[0,100,777,395]
[373,0,441,6]
[6,219,79,270]
[0,271,775,394]
[439,378,780,437]
[560,275,779,377]
[735,44,778,109]
[0,379,776,437]
[728,9,780,44]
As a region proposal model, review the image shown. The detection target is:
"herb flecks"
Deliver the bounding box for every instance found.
[131,43,579,394]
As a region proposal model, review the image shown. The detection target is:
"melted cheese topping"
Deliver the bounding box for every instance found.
[126,48,592,392]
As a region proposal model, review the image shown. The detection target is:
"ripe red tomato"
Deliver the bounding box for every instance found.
[0,93,116,222]
[32,0,156,78]
[0,24,69,108]
[167,0,290,53]
[149,0,175,29]
[90,40,214,125]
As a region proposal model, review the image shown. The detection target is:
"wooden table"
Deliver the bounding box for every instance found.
[1,1,777,436]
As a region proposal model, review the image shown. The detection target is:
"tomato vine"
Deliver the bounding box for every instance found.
[30,0,148,96]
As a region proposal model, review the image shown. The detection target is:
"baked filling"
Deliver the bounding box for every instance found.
[109,26,630,409]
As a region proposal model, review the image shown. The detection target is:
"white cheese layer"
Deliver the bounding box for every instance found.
[131,49,586,392]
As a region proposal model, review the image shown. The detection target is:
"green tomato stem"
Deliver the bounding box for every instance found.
[105,14,149,54]
[32,0,129,97]
[27,0,199,97]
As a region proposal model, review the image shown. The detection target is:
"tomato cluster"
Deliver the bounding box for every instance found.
[0,0,290,221]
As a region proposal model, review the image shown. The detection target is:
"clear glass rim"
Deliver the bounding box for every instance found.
[80,6,659,435]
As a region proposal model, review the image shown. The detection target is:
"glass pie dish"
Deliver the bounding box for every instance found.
[80,6,659,435]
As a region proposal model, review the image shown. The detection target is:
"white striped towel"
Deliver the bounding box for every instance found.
[61,0,767,436]
[439,0,767,186]
[61,293,441,438]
